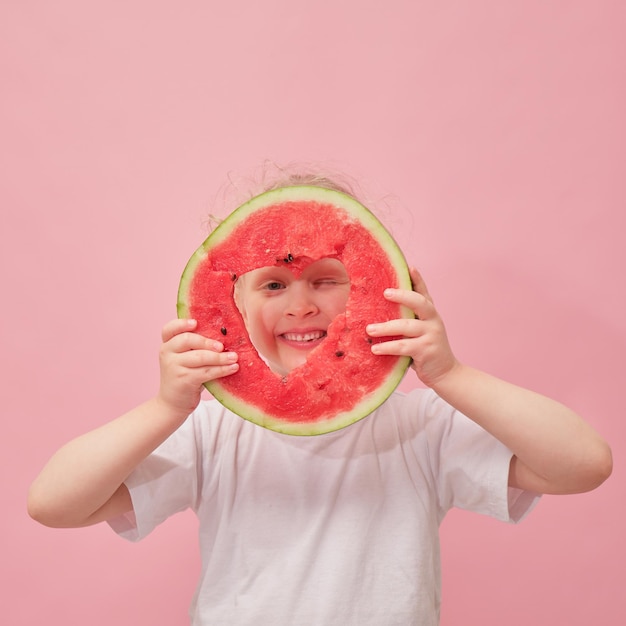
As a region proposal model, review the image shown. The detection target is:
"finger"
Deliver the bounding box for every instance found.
[204,362,240,381]
[188,352,240,383]
[370,337,418,358]
[165,332,225,355]
[409,267,432,302]
[180,348,238,369]
[366,318,424,339]
[162,318,197,343]
[381,287,434,322]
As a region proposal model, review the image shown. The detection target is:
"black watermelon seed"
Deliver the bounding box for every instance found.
[220,327,227,335]
[231,273,237,281]
[335,351,344,357]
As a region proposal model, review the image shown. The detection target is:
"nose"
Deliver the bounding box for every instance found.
[284,282,318,318]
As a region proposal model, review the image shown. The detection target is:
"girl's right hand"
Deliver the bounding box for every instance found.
[157,318,239,416]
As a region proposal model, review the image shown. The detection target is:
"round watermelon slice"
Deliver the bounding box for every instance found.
[177,185,413,435]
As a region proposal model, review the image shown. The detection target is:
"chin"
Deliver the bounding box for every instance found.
[273,356,307,376]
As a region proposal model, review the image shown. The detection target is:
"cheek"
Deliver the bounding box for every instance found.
[233,285,248,323]
[260,300,283,330]
[246,300,279,342]
[328,289,350,316]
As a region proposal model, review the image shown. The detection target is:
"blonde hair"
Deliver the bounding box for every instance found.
[261,165,361,199]
[204,161,385,231]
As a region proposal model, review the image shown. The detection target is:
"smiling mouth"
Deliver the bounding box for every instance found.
[280,330,327,343]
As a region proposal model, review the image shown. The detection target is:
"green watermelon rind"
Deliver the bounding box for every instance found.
[177,185,414,435]
[204,355,411,436]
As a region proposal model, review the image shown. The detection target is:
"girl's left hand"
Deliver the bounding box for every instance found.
[366,267,458,388]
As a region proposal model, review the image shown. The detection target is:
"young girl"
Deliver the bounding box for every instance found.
[28,171,612,625]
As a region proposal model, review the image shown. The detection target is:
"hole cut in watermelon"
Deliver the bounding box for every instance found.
[178,186,414,435]
[233,258,351,377]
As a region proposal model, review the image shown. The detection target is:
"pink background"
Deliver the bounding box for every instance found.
[2,1,624,624]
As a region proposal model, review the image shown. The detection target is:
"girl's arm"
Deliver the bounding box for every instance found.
[429,364,611,494]
[366,269,612,495]
[28,319,239,528]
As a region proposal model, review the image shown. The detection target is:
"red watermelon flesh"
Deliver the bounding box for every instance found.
[178,186,413,435]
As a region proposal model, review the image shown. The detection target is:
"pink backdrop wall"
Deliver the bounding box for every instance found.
[2,2,624,624]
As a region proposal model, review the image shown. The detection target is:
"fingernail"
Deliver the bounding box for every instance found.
[384,288,396,297]
[225,352,238,363]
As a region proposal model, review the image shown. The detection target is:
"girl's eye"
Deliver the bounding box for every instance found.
[315,277,348,287]
[265,281,284,291]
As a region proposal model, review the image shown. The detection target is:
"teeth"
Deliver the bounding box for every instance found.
[282,331,326,342]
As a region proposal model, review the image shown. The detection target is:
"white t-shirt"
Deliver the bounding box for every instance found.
[110,388,538,625]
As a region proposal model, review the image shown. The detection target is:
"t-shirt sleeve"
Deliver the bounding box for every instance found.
[419,390,540,523]
[108,411,202,542]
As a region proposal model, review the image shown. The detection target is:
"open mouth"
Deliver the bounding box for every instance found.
[280,330,327,344]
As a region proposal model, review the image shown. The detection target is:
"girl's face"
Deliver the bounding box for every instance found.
[235,258,350,376]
